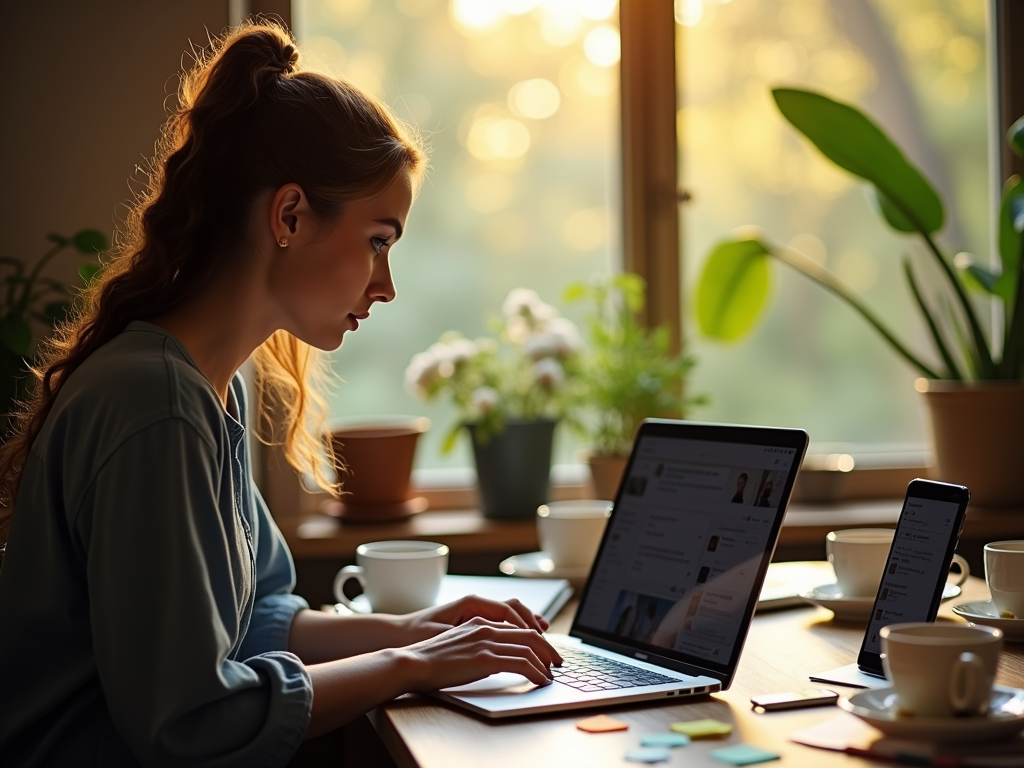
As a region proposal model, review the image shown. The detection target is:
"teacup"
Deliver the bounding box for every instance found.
[333,540,449,614]
[985,541,1024,619]
[537,500,612,569]
[826,528,895,597]
[881,622,1003,718]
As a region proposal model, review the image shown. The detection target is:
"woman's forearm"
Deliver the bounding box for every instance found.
[305,648,420,737]
[288,609,436,663]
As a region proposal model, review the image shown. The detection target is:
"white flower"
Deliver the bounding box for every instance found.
[471,386,500,412]
[524,317,581,360]
[533,358,565,389]
[405,351,440,398]
[502,288,543,318]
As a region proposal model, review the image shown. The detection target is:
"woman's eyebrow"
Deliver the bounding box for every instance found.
[375,218,403,241]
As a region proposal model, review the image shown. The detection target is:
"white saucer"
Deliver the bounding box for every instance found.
[499,551,589,588]
[953,600,1024,641]
[840,685,1024,743]
[801,582,962,622]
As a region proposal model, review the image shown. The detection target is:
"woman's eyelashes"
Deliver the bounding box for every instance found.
[371,236,390,255]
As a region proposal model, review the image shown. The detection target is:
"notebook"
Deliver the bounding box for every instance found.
[434,418,809,718]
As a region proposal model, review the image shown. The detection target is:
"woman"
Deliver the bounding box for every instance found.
[0,21,560,767]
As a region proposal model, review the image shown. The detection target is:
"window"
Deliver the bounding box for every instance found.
[679,0,990,454]
[293,0,621,473]
[286,0,992,499]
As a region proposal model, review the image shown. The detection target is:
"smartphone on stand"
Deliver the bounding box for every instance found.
[856,478,971,677]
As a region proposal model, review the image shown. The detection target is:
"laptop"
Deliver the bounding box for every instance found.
[434,419,809,718]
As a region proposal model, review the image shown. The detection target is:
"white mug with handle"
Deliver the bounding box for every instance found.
[333,540,449,615]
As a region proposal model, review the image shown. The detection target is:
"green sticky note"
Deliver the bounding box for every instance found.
[625,747,671,763]
[640,733,690,748]
[669,718,733,738]
[709,744,781,765]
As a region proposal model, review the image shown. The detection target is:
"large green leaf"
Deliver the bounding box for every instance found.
[71,229,108,255]
[773,88,945,235]
[995,175,1024,304]
[695,238,772,341]
[0,315,31,356]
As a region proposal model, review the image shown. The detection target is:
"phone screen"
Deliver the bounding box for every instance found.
[856,479,970,675]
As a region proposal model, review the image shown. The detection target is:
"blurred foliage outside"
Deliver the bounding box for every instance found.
[296,0,990,470]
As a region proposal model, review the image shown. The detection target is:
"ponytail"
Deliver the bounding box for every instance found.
[0,20,426,544]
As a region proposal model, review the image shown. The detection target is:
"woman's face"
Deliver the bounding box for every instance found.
[271,173,413,350]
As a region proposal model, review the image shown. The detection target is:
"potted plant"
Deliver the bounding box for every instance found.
[0,229,106,434]
[695,87,1024,507]
[565,273,705,499]
[405,288,581,519]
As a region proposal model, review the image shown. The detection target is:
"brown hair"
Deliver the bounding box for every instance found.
[0,20,426,543]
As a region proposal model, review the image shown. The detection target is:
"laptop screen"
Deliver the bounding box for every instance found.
[572,421,808,685]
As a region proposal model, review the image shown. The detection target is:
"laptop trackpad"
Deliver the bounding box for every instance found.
[441,672,538,694]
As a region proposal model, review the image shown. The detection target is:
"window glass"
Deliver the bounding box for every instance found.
[294,0,621,471]
[680,0,990,453]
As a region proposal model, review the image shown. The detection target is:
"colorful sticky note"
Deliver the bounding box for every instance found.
[625,747,671,763]
[709,744,781,765]
[576,714,629,733]
[640,732,691,748]
[669,718,733,738]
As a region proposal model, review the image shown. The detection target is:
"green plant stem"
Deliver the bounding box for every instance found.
[917,230,996,378]
[774,243,942,379]
[902,258,962,379]
[17,244,65,316]
[1001,241,1024,377]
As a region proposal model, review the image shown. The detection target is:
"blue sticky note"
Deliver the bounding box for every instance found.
[640,733,691,748]
[709,744,781,765]
[625,747,671,763]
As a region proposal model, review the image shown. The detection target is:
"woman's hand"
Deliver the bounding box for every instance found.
[399,616,563,692]
[400,595,550,643]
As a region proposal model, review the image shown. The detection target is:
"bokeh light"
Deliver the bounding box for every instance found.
[509,78,561,119]
[583,24,620,67]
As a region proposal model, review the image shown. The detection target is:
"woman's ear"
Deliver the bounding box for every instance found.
[269,183,310,243]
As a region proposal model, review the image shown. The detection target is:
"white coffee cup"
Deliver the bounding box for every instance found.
[333,540,449,614]
[537,500,612,569]
[826,528,895,597]
[985,541,1024,619]
[881,622,1003,718]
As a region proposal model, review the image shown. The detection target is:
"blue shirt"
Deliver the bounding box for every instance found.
[0,322,312,767]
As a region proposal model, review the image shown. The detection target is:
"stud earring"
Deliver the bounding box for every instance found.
[278,236,289,248]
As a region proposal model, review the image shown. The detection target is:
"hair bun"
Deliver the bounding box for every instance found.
[274,43,298,74]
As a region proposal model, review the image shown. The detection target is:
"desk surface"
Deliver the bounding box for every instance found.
[370,575,1024,768]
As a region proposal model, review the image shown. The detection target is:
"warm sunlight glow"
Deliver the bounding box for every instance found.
[578,0,617,21]
[467,116,532,160]
[465,173,517,212]
[562,208,608,250]
[675,0,703,27]
[509,78,561,119]
[583,24,620,67]
[452,0,505,30]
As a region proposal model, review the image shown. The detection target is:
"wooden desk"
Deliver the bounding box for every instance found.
[370,576,1024,767]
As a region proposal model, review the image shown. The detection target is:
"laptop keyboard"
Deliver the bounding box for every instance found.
[551,647,679,691]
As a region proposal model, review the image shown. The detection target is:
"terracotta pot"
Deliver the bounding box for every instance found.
[468,419,556,520]
[917,380,1024,508]
[323,415,430,522]
[587,453,629,501]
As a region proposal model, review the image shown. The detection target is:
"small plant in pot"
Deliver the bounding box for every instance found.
[0,229,106,436]
[565,273,705,500]
[695,87,1024,506]
[405,289,582,519]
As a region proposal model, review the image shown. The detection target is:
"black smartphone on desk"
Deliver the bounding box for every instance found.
[856,479,970,677]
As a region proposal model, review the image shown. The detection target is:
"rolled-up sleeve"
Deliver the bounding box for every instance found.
[76,419,311,768]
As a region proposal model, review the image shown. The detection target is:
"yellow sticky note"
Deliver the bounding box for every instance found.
[670,719,733,738]
[576,714,630,733]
